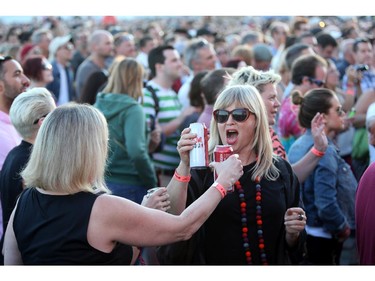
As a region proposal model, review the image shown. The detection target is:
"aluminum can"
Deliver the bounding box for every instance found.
[189,123,209,169]
[146,187,161,198]
[214,144,234,192]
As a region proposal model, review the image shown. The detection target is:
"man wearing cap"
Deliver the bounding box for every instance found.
[46,35,76,105]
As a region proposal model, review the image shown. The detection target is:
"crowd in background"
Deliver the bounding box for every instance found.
[1,15,375,265]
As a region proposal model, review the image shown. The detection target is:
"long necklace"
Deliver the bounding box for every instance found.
[235,176,268,265]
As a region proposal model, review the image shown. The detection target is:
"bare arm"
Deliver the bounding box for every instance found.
[87,155,243,251]
[166,127,196,215]
[3,208,23,265]
[291,113,327,183]
[353,89,375,128]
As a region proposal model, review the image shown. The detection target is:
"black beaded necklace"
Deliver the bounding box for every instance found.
[235,176,268,265]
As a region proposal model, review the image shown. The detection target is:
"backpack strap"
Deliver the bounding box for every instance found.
[145,85,160,117]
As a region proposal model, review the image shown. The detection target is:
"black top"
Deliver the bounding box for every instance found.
[0,140,32,240]
[13,188,133,265]
[188,157,302,265]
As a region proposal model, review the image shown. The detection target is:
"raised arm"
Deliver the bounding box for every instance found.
[291,112,327,183]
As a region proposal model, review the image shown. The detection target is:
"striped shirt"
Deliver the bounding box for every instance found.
[143,80,182,170]
[270,127,287,160]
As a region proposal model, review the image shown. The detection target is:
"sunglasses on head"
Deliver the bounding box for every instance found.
[213,108,252,123]
[0,55,12,65]
[307,77,325,87]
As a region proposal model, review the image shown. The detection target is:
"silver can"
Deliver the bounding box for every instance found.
[189,122,209,169]
[146,187,161,198]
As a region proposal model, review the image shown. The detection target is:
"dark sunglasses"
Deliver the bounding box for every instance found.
[307,77,325,87]
[336,106,344,117]
[213,108,252,123]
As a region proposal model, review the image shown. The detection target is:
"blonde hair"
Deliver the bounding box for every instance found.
[21,103,110,194]
[231,45,253,66]
[228,65,281,93]
[9,87,56,139]
[102,57,144,103]
[209,85,279,181]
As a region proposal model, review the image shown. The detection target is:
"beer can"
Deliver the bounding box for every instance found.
[214,144,234,192]
[189,123,209,169]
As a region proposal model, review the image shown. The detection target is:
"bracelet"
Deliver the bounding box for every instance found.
[212,182,227,199]
[311,146,325,157]
[346,88,355,96]
[174,170,191,182]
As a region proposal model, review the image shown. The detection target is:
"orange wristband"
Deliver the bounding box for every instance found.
[311,147,325,157]
[174,170,191,182]
[346,88,355,96]
[212,182,227,199]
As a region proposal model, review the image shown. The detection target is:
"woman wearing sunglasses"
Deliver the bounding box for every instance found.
[288,88,357,265]
[228,66,327,184]
[162,84,306,265]
[3,103,243,265]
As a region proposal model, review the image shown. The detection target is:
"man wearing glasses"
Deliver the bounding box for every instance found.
[0,55,30,263]
[278,54,328,153]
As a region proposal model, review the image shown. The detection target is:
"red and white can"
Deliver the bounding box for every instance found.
[214,144,234,192]
[189,123,209,169]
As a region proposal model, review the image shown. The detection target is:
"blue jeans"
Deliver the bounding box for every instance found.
[106,181,148,204]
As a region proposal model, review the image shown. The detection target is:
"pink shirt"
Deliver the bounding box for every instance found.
[0,110,21,238]
[0,110,21,170]
[197,105,214,130]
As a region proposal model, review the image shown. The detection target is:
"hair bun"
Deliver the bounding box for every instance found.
[291,90,303,105]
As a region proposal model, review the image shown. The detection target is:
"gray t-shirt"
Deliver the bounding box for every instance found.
[75,59,103,98]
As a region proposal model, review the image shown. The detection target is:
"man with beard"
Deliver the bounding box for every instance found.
[0,55,30,264]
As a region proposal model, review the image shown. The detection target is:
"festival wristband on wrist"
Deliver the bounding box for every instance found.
[346,88,355,96]
[212,182,227,199]
[174,170,191,182]
[310,146,325,157]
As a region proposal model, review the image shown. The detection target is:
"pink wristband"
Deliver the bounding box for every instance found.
[346,88,355,96]
[212,182,227,199]
[174,170,191,182]
[311,147,325,157]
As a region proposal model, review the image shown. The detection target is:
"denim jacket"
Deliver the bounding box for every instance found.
[288,129,357,234]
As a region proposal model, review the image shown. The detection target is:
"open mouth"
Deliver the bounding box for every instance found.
[226,129,238,145]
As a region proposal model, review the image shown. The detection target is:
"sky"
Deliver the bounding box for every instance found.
[1,0,373,17]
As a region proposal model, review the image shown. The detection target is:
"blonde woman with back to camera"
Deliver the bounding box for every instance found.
[3,103,242,265]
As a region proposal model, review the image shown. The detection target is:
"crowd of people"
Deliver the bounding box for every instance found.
[1,15,375,265]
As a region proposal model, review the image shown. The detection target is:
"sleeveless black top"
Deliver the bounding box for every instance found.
[13,188,133,265]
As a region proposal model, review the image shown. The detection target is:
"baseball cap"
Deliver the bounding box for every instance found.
[48,35,72,60]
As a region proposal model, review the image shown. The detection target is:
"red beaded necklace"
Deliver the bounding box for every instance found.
[235,176,268,265]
